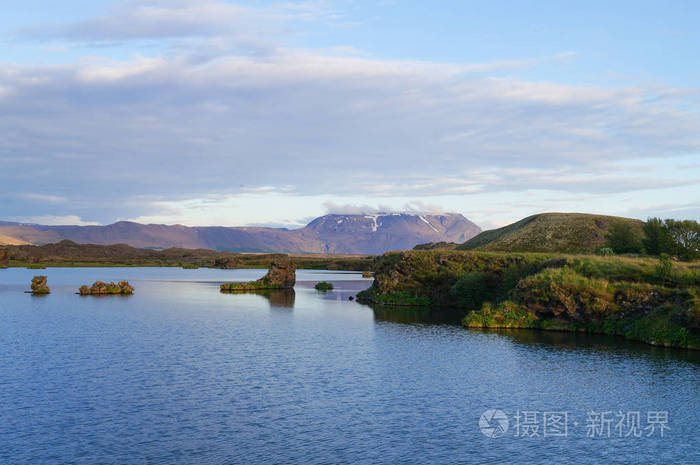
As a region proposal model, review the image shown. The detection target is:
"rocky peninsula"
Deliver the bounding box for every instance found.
[221,258,296,291]
[357,250,700,349]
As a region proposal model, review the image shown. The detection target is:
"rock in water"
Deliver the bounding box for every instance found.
[259,258,296,288]
[0,247,8,268]
[79,280,134,295]
[221,258,296,291]
[31,276,50,294]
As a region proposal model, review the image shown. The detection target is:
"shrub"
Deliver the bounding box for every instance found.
[643,217,672,255]
[665,219,700,261]
[654,253,674,284]
[605,222,642,254]
[597,247,614,256]
[315,281,333,291]
[449,272,491,309]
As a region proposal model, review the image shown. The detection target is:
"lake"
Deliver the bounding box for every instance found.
[0,267,698,464]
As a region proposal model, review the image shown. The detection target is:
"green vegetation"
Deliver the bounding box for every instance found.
[221,281,285,291]
[181,263,199,269]
[314,281,334,291]
[596,247,614,256]
[220,281,286,291]
[456,212,698,262]
[458,213,644,254]
[605,221,642,254]
[366,291,431,307]
[5,241,374,270]
[79,281,134,296]
[358,250,700,349]
[27,264,47,269]
[606,217,700,261]
[449,272,493,309]
[30,276,50,294]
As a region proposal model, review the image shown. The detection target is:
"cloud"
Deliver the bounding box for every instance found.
[24,0,339,42]
[1,1,699,225]
[322,200,446,215]
[9,215,101,226]
[322,202,391,215]
[17,193,67,204]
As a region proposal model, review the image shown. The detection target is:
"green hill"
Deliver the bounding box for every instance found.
[457,213,644,253]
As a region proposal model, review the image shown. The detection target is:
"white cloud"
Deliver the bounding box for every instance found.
[9,215,100,226]
[1,1,698,226]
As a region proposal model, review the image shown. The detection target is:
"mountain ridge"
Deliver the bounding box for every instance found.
[0,213,481,255]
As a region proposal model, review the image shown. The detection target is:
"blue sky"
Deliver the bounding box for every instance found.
[1,0,699,228]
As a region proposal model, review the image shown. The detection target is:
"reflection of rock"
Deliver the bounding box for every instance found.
[260,289,295,308]
[79,281,134,295]
[214,256,240,269]
[220,288,295,308]
[0,247,8,268]
[221,258,296,290]
[31,276,50,294]
[371,305,467,325]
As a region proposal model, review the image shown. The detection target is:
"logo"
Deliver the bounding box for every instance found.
[479,409,509,438]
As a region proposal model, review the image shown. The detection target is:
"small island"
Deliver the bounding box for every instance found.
[221,259,296,291]
[30,276,50,294]
[79,281,134,295]
[314,281,333,291]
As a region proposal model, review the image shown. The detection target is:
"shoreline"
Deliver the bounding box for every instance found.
[358,250,700,350]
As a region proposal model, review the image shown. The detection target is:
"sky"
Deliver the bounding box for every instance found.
[1,0,699,229]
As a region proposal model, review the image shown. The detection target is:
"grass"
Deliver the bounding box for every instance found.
[221,281,287,291]
[361,249,700,349]
[458,213,644,254]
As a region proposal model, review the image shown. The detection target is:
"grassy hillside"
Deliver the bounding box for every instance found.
[357,250,700,349]
[458,213,644,253]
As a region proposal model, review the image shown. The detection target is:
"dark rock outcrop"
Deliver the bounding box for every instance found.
[79,281,134,295]
[259,259,296,288]
[0,247,8,268]
[221,258,296,291]
[31,276,50,294]
[214,256,240,269]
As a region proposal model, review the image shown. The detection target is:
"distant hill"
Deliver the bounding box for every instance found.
[0,213,481,255]
[457,213,644,253]
[0,233,28,245]
[4,240,374,270]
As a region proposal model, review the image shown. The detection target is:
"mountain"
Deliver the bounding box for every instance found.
[0,233,28,245]
[0,213,481,255]
[456,212,644,253]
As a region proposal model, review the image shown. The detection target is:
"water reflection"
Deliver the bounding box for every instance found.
[260,289,295,308]
[221,289,296,308]
[371,304,468,325]
[477,328,700,363]
[370,304,700,364]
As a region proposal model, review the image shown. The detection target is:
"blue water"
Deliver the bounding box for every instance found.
[0,267,698,464]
